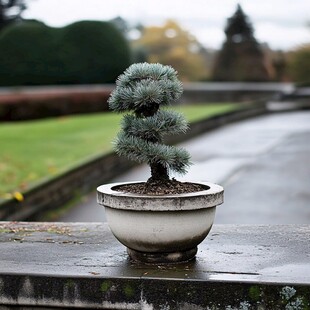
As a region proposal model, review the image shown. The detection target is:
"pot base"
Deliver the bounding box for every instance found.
[127,247,198,264]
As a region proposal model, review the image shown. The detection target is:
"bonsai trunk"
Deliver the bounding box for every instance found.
[148,162,169,183]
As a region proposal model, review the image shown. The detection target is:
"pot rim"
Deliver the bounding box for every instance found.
[97,181,224,211]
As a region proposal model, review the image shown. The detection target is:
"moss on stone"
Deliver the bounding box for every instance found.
[123,284,135,298]
[249,285,261,301]
[100,280,112,293]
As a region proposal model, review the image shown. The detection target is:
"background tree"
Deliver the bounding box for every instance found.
[287,44,310,85]
[0,20,57,85]
[271,50,287,82]
[109,16,148,63]
[58,21,132,84]
[133,20,209,81]
[212,4,270,81]
[260,45,288,82]
[0,0,26,31]
[109,16,129,37]
[0,20,132,86]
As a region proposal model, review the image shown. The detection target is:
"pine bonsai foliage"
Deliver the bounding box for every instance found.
[108,62,191,185]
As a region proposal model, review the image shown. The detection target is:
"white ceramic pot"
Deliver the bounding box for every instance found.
[97,181,224,263]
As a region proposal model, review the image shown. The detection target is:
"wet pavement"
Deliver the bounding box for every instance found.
[59,111,310,224]
[1,222,309,284]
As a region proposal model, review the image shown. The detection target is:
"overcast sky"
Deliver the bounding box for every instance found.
[24,0,310,51]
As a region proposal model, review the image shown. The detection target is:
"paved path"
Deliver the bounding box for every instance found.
[59,111,310,224]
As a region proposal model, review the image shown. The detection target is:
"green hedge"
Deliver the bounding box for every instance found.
[0,20,132,86]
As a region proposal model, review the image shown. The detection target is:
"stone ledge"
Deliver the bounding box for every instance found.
[0,222,309,309]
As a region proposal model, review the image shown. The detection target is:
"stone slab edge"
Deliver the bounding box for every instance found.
[0,273,309,309]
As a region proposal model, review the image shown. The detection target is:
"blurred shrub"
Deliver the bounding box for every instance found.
[0,88,113,121]
[0,20,57,85]
[57,21,131,84]
[288,44,310,86]
[0,20,131,86]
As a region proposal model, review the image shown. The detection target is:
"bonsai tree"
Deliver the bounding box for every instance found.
[108,62,198,194]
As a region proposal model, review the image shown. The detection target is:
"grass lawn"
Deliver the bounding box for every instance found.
[0,103,240,199]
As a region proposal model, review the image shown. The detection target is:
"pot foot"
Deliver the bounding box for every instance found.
[127,247,198,264]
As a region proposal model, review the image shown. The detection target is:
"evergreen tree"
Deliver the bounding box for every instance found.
[108,63,191,185]
[0,0,26,31]
[212,4,269,81]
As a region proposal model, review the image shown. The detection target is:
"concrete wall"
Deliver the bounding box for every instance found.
[180,82,294,103]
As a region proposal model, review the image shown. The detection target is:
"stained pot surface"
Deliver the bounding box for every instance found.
[97,181,224,211]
